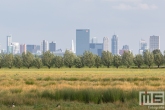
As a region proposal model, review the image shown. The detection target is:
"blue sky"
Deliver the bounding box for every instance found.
[0,0,165,54]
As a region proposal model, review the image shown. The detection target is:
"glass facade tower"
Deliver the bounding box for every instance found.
[76,29,90,55]
[111,35,118,55]
[49,41,56,53]
[149,35,160,52]
[7,35,13,54]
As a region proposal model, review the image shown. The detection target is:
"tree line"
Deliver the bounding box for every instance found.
[0,49,164,69]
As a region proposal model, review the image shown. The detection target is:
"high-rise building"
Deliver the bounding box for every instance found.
[90,43,103,56]
[103,37,109,51]
[139,39,147,54]
[41,40,49,53]
[71,40,75,53]
[111,35,118,55]
[76,29,90,55]
[20,44,26,54]
[119,45,129,55]
[149,35,160,52]
[49,41,56,53]
[11,42,20,54]
[27,45,40,54]
[122,45,129,50]
[91,37,97,43]
[7,35,13,54]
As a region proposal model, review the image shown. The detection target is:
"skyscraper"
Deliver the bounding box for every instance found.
[20,44,26,54]
[149,35,160,52]
[119,45,130,55]
[26,45,40,54]
[139,39,147,54]
[7,35,13,54]
[111,35,118,55]
[103,37,109,51]
[76,29,90,55]
[41,40,49,53]
[11,42,20,54]
[91,37,97,43]
[90,43,103,56]
[71,40,75,53]
[49,41,56,53]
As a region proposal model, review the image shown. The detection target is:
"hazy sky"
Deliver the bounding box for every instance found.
[0,0,165,54]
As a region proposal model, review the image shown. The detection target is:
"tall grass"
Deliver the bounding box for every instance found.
[41,88,139,104]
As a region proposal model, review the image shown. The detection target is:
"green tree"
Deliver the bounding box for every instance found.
[14,55,23,69]
[63,50,75,68]
[33,57,43,69]
[0,54,4,69]
[83,51,95,68]
[80,56,84,67]
[95,55,102,68]
[164,51,165,64]
[152,49,161,55]
[42,51,54,69]
[122,51,133,68]
[74,56,83,68]
[4,54,14,69]
[54,56,63,68]
[22,52,34,69]
[101,51,113,68]
[113,55,122,68]
[133,54,144,68]
[154,53,164,68]
[143,50,154,68]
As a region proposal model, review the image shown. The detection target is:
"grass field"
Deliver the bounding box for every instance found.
[0,68,165,110]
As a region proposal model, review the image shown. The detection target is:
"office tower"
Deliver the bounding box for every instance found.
[7,35,13,54]
[76,29,90,55]
[11,42,20,54]
[139,39,147,54]
[119,45,129,55]
[122,45,129,50]
[103,37,109,51]
[20,44,26,54]
[111,35,118,55]
[41,40,49,53]
[91,37,97,43]
[26,45,40,54]
[71,40,75,53]
[90,43,103,57]
[149,35,160,52]
[49,41,56,53]
[27,45,35,53]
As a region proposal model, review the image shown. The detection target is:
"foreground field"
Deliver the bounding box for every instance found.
[0,68,165,110]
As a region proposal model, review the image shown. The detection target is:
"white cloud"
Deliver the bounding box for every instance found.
[138,3,157,10]
[102,0,141,3]
[112,3,157,10]
[100,0,158,10]
[112,4,133,10]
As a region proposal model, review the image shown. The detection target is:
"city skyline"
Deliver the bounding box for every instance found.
[0,32,163,55]
[0,0,164,54]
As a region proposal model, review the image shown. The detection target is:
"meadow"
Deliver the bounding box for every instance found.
[0,68,165,110]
